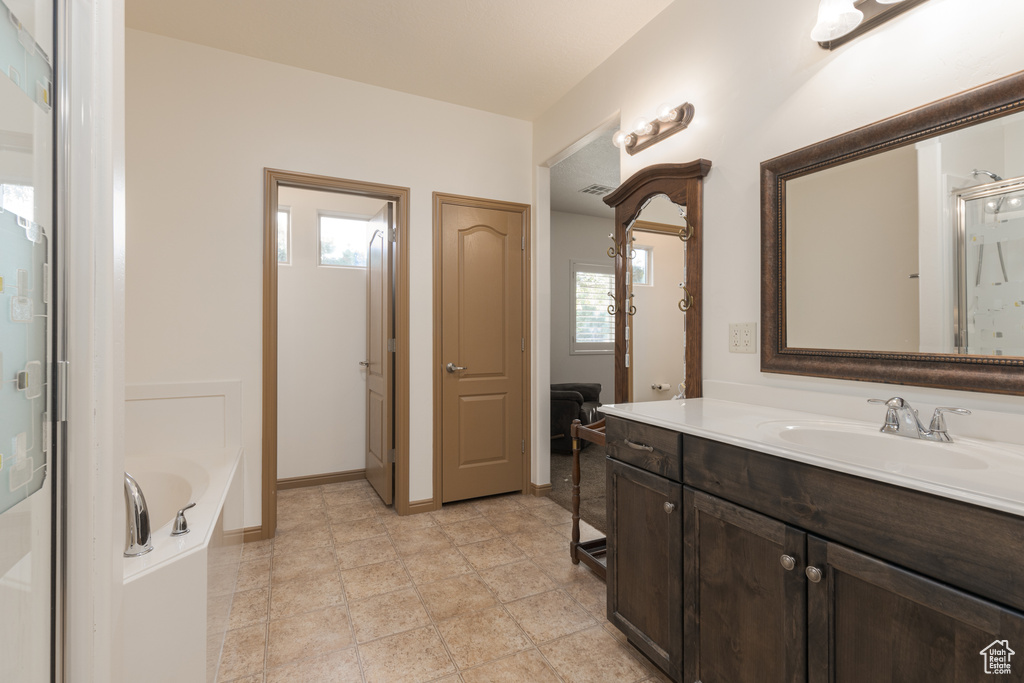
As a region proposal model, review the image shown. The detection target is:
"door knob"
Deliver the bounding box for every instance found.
[663,502,676,514]
[359,360,369,367]
[780,555,796,571]
[446,362,467,373]
[805,565,823,583]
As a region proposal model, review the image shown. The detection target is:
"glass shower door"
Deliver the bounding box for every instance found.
[0,0,57,680]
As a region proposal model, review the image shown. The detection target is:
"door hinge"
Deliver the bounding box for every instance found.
[389,226,397,242]
[388,448,396,464]
[56,360,69,422]
[521,440,525,454]
[625,352,630,369]
[521,235,525,250]
[521,338,524,352]
[387,338,396,353]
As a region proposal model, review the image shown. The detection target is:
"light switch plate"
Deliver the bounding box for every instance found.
[729,322,757,354]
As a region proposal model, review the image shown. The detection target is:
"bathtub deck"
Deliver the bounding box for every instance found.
[214,480,668,682]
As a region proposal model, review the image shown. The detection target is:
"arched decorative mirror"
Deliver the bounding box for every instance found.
[603,160,712,403]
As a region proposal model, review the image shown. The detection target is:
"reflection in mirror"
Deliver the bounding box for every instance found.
[785,109,1024,357]
[628,194,689,401]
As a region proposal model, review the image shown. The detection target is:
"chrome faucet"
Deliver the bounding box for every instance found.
[868,398,971,443]
[124,472,153,557]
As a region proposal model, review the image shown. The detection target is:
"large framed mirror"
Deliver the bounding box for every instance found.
[762,70,1024,395]
[604,160,712,403]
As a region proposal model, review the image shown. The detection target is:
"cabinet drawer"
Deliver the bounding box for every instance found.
[606,416,682,482]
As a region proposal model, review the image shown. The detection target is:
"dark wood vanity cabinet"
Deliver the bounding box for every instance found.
[606,418,684,680]
[606,416,1024,683]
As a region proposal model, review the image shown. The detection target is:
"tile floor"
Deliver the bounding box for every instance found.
[216,479,671,682]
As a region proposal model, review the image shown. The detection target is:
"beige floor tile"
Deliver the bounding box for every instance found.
[340,559,412,601]
[442,517,502,546]
[208,593,234,634]
[240,539,274,562]
[435,606,532,669]
[472,495,526,517]
[217,624,267,681]
[509,527,571,557]
[485,511,549,536]
[390,526,455,556]
[273,525,335,553]
[269,570,346,620]
[380,512,437,532]
[552,519,604,542]
[330,518,387,545]
[320,480,372,496]
[271,548,338,585]
[220,675,264,683]
[528,504,573,527]
[428,502,482,524]
[229,588,270,629]
[540,626,648,683]
[358,625,456,683]
[277,488,324,510]
[477,559,556,603]
[403,546,475,585]
[336,535,398,570]
[349,587,431,643]
[235,557,273,592]
[418,573,498,621]
[505,589,596,644]
[532,550,604,587]
[457,537,527,571]
[565,575,607,619]
[460,648,561,683]
[325,500,379,523]
[266,605,354,669]
[323,487,372,507]
[264,647,362,683]
[277,506,328,533]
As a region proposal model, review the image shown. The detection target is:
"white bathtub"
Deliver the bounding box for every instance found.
[123,446,244,683]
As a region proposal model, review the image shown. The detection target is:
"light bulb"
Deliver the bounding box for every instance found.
[810,0,864,42]
[632,117,654,136]
[1009,197,1022,209]
[612,130,635,149]
[656,102,678,123]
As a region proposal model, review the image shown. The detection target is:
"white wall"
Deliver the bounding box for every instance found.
[126,30,532,523]
[549,211,615,403]
[277,188,384,479]
[534,0,1024,422]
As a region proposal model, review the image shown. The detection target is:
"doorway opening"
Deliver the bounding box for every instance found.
[262,169,411,538]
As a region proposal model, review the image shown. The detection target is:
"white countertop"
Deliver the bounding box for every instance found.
[601,398,1024,518]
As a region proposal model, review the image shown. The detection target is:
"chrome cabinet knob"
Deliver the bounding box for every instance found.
[780,554,796,571]
[663,502,676,514]
[805,566,823,583]
[446,362,467,373]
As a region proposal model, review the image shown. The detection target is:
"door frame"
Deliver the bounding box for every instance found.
[431,192,532,508]
[262,168,411,538]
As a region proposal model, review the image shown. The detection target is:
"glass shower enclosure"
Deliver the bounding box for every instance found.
[0,0,60,680]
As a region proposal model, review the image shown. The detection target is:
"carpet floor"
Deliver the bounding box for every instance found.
[548,443,606,534]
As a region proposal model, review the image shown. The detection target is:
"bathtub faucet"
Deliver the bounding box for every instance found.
[124,472,154,557]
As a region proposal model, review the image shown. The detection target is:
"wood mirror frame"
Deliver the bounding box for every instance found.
[603,160,712,403]
[761,71,1024,395]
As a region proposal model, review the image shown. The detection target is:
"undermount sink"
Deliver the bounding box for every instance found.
[756,420,995,473]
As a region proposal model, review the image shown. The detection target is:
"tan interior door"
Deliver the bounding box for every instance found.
[440,202,524,503]
[366,204,393,504]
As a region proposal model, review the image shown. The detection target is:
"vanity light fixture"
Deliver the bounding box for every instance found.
[612,102,695,156]
[812,0,931,50]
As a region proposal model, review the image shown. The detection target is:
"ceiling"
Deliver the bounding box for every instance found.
[125,0,674,121]
[550,131,620,219]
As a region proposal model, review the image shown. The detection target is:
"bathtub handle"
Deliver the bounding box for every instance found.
[171,502,197,537]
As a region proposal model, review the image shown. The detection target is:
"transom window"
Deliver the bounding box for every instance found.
[572,261,615,355]
[319,213,369,268]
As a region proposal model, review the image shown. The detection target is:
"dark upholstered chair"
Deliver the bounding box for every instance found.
[550,383,602,454]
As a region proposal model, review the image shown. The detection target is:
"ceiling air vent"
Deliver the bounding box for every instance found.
[578,183,616,197]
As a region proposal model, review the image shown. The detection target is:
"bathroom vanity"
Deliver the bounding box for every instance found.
[601,399,1024,683]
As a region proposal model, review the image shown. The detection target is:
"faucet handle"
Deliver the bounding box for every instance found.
[868,397,905,407]
[928,407,972,435]
[171,502,197,537]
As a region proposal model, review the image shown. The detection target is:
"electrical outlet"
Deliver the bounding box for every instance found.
[729,322,757,354]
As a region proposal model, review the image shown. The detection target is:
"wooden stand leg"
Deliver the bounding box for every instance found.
[570,420,582,564]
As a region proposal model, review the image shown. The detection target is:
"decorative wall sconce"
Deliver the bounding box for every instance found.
[811,0,931,50]
[612,102,695,156]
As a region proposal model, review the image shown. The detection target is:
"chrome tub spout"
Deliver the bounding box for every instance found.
[124,472,153,557]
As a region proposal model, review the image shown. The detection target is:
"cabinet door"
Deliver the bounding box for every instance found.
[684,489,807,683]
[807,536,1024,683]
[607,457,683,680]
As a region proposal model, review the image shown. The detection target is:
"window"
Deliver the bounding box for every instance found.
[571,261,615,355]
[318,213,368,268]
[276,206,290,264]
[632,246,653,285]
